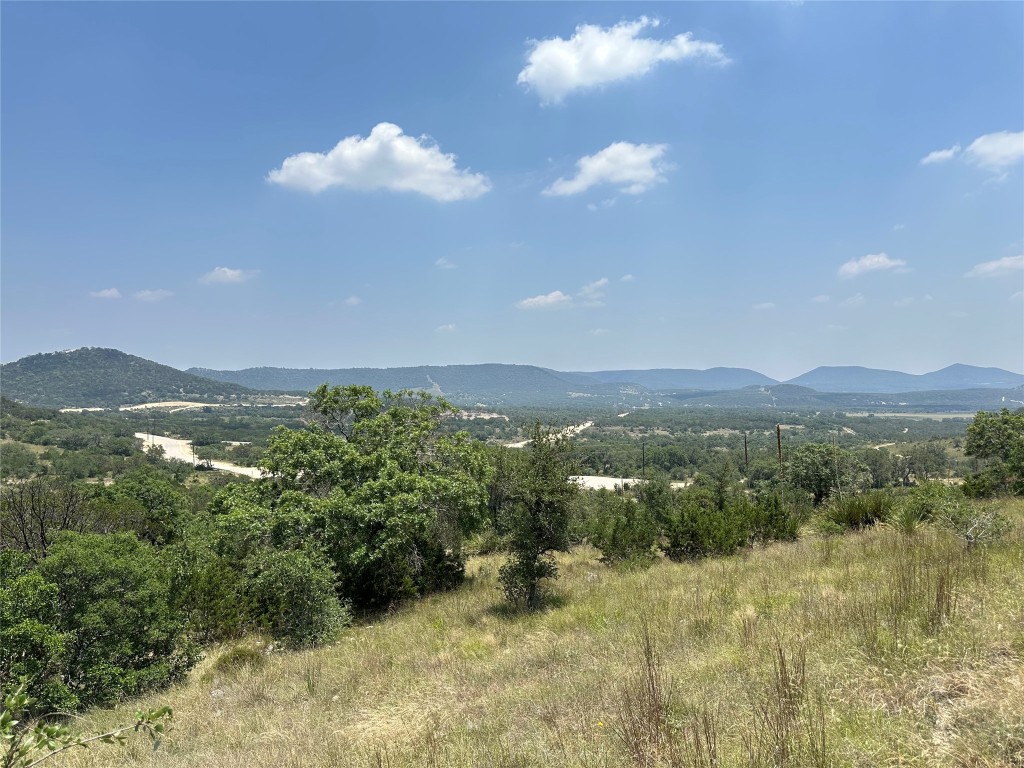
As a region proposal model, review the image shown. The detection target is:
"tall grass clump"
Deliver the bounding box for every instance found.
[819,489,893,532]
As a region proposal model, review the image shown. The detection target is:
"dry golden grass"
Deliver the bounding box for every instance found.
[56,500,1024,767]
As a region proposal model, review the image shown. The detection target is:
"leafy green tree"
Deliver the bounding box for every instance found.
[785,443,870,505]
[222,386,492,611]
[109,467,190,544]
[963,408,1024,496]
[497,425,578,610]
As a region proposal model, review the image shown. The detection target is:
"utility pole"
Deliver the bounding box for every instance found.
[743,431,749,473]
[776,424,783,474]
[641,440,646,481]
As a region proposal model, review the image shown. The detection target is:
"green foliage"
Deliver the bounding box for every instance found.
[0,445,38,480]
[2,680,171,768]
[785,443,870,506]
[0,553,74,716]
[241,547,349,648]
[964,408,1024,496]
[498,425,578,610]
[585,491,658,567]
[107,467,190,545]
[35,533,198,709]
[204,386,492,614]
[662,487,753,561]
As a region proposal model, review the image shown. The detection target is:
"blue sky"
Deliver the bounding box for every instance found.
[2,2,1022,380]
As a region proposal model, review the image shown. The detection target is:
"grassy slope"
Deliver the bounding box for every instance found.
[59,502,1024,767]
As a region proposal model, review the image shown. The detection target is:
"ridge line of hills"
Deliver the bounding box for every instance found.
[2,347,1022,409]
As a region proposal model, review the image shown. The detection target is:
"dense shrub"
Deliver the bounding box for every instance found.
[586,491,658,566]
[242,547,350,647]
[0,551,74,716]
[662,488,752,561]
[36,532,199,708]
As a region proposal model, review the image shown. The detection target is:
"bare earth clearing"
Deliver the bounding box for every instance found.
[135,433,263,478]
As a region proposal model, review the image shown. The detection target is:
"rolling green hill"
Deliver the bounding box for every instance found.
[0,348,258,407]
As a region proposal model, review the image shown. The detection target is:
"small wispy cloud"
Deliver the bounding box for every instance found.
[434,257,457,270]
[964,254,1023,278]
[134,289,173,302]
[920,144,961,165]
[587,198,617,212]
[1011,290,1023,301]
[544,141,671,197]
[344,295,363,307]
[579,277,609,305]
[89,288,121,299]
[436,323,457,332]
[840,293,866,308]
[893,223,906,231]
[516,290,573,310]
[839,252,907,279]
[590,328,609,336]
[811,294,830,303]
[752,302,776,311]
[200,266,259,284]
[620,274,635,282]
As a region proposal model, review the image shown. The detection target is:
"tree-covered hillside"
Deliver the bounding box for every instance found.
[1,348,258,407]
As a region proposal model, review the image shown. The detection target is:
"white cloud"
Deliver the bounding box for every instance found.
[200,266,259,284]
[268,122,491,202]
[344,295,363,307]
[587,198,617,211]
[518,17,728,104]
[893,297,915,308]
[590,328,609,336]
[811,294,830,303]
[752,302,776,311]
[579,277,609,303]
[620,274,635,282]
[516,290,573,310]
[920,144,960,165]
[964,131,1024,172]
[89,288,121,299]
[436,323,457,332]
[1011,290,1023,301]
[838,252,907,279]
[134,289,173,302]
[893,223,906,231]
[434,257,457,270]
[544,141,670,196]
[840,293,866,308]
[964,254,1023,278]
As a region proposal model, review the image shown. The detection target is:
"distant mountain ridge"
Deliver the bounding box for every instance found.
[786,364,1024,393]
[3,347,1021,409]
